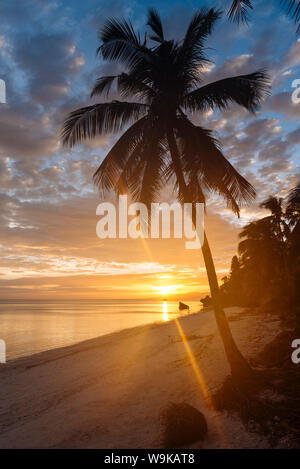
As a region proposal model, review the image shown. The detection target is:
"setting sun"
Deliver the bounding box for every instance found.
[155,285,182,296]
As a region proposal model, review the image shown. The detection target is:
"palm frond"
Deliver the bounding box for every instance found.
[93,116,148,194]
[286,181,300,224]
[238,218,273,240]
[117,73,156,101]
[115,122,167,206]
[183,70,270,113]
[281,0,300,27]
[182,8,221,52]
[138,134,167,206]
[147,8,164,43]
[177,8,221,89]
[114,142,146,196]
[229,1,300,32]
[228,0,253,24]
[175,118,256,215]
[98,17,152,69]
[260,196,283,216]
[286,181,300,206]
[62,101,148,147]
[90,75,117,98]
[99,17,140,52]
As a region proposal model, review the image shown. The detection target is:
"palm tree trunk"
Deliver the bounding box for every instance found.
[166,127,252,380]
[200,231,253,379]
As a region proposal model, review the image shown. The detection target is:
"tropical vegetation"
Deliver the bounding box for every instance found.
[220,183,300,313]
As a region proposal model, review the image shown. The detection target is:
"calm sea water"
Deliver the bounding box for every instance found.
[0,299,200,361]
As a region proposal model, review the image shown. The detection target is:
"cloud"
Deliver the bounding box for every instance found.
[13,33,84,104]
[266,91,300,121]
[0,103,59,159]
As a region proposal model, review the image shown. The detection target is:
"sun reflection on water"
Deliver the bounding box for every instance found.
[163,300,168,321]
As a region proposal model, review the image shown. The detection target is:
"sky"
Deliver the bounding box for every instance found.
[0,0,299,300]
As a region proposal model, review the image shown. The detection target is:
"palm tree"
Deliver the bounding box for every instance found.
[219,185,300,308]
[237,192,298,306]
[219,255,243,306]
[238,217,285,303]
[260,196,290,242]
[62,8,269,379]
[260,196,291,294]
[228,0,300,33]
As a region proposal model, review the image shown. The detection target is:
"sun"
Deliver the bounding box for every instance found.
[155,285,179,296]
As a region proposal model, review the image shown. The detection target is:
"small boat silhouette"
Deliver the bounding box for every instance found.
[179,301,189,311]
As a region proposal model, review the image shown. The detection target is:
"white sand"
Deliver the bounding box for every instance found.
[0,307,280,449]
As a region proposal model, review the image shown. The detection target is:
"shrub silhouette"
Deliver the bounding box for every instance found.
[160,402,208,448]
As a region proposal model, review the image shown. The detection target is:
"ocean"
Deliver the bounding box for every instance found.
[0,299,201,361]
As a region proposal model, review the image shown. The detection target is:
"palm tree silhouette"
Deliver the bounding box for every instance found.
[260,196,290,242]
[238,216,286,301]
[220,184,300,308]
[62,8,269,378]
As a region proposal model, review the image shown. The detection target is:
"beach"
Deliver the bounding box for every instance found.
[0,307,280,449]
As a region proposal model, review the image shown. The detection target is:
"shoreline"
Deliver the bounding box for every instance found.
[0,307,281,448]
[1,309,195,367]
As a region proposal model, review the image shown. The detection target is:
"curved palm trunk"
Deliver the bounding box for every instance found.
[201,231,253,379]
[166,127,252,379]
